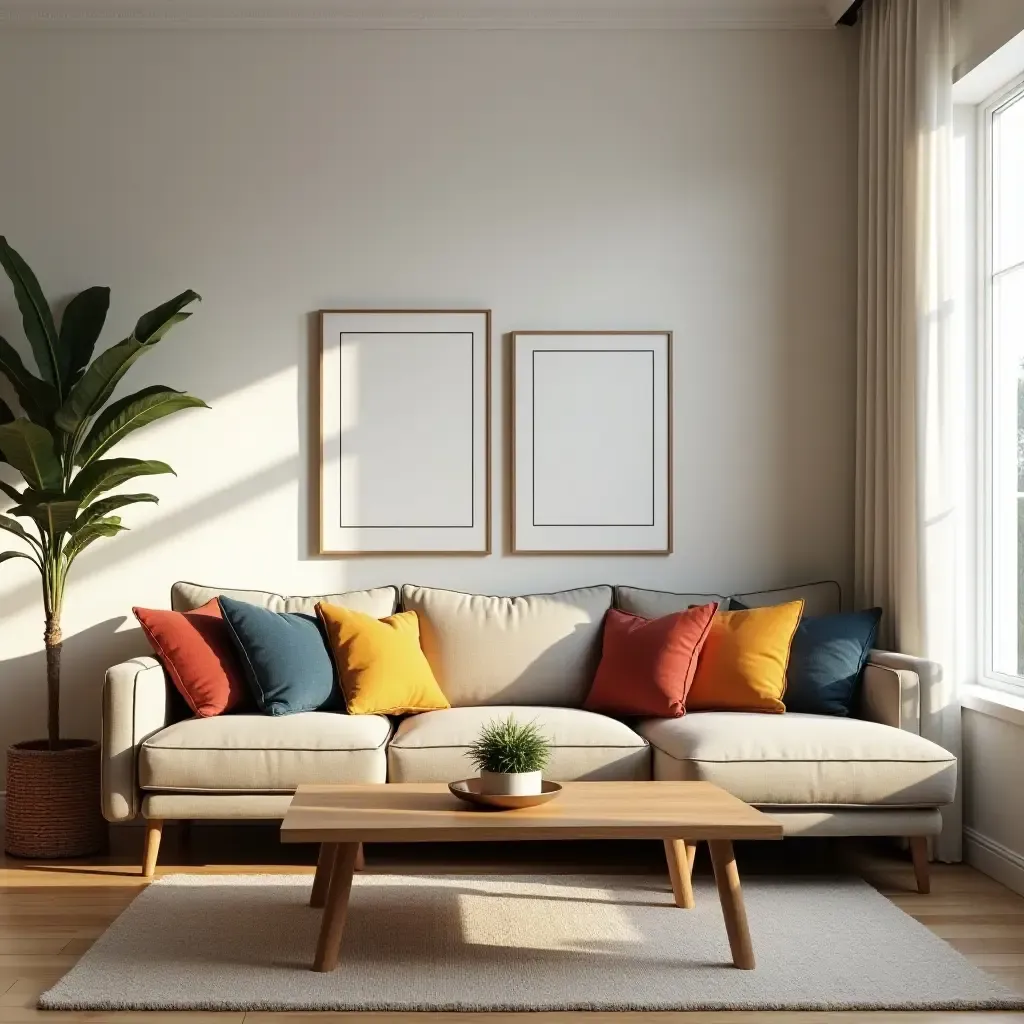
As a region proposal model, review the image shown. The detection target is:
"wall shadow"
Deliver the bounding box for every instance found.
[0,617,142,743]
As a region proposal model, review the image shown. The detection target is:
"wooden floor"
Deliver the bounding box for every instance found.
[1,824,1022,1023]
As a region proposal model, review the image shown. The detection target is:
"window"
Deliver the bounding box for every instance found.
[983,72,1024,690]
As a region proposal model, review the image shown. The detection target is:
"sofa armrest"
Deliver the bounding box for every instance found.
[101,656,173,822]
[858,649,927,734]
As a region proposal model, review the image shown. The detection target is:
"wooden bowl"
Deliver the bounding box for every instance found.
[448,778,562,810]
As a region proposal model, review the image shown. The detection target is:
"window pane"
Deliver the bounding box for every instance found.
[994,93,1024,273]
[992,264,1024,675]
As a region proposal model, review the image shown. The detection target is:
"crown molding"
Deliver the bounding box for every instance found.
[0,0,837,31]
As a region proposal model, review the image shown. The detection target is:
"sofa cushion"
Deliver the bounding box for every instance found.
[583,605,717,718]
[687,601,803,713]
[139,712,391,792]
[400,585,613,706]
[219,596,339,716]
[133,599,250,718]
[387,705,650,782]
[784,608,883,716]
[639,712,956,807]
[731,581,840,617]
[615,587,726,618]
[172,581,397,618]
[316,603,449,716]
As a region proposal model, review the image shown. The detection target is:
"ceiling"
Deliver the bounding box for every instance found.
[0,0,847,30]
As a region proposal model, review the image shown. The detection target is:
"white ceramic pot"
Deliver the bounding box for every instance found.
[478,770,543,796]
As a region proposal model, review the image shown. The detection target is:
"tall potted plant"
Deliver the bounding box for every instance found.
[0,237,206,858]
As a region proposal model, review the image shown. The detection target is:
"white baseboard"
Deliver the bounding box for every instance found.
[964,826,1024,897]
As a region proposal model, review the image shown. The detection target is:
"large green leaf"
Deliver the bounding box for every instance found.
[0,479,22,505]
[77,386,208,466]
[55,290,199,435]
[54,335,146,435]
[0,549,40,570]
[59,286,110,386]
[10,497,80,536]
[134,290,200,343]
[0,419,62,491]
[0,336,59,424]
[74,492,157,529]
[68,457,174,505]
[0,400,11,467]
[0,238,60,393]
[0,512,41,551]
[62,515,124,565]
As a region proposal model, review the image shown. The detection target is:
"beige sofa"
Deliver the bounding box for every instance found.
[101,580,957,883]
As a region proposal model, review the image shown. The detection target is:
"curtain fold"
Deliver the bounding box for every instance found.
[855,0,964,862]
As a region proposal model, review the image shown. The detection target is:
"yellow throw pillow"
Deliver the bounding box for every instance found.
[686,600,804,713]
[315,602,449,716]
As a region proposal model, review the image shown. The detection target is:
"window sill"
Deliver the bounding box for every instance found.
[961,684,1024,729]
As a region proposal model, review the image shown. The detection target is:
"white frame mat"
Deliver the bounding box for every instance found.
[319,309,491,555]
[512,331,672,555]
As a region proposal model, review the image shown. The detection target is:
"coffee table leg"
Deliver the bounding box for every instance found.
[313,842,360,972]
[708,839,754,969]
[664,839,696,909]
[310,842,338,908]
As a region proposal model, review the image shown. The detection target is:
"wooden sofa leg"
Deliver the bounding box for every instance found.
[142,819,164,879]
[909,836,930,894]
[355,842,366,871]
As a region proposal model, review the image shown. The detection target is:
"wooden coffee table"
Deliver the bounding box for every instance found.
[280,780,782,973]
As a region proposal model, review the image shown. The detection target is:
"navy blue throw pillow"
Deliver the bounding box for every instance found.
[218,596,340,716]
[785,608,882,716]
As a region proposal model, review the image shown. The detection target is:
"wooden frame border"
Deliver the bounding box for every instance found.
[509,330,673,556]
[317,309,492,557]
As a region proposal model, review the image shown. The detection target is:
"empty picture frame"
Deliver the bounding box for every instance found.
[319,309,491,555]
[512,331,672,555]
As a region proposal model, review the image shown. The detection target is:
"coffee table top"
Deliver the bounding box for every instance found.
[280,781,782,844]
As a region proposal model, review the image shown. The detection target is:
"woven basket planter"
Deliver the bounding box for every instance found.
[5,740,107,859]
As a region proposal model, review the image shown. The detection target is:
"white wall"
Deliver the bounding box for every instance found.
[963,707,1024,894]
[0,27,858,759]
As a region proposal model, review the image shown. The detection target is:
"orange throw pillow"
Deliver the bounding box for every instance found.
[583,604,718,718]
[133,599,250,717]
[687,600,804,713]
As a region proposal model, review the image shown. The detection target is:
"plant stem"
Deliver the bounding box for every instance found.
[41,535,65,750]
[44,617,61,750]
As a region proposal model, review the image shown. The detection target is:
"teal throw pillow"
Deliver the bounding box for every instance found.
[218,596,340,716]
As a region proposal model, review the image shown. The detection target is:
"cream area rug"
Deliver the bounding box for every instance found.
[40,873,1024,1012]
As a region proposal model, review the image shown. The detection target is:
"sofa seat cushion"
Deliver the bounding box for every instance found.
[140,713,391,792]
[388,706,650,783]
[639,712,956,807]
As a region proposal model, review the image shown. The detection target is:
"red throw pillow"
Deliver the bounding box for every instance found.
[133,599,250,717]
[584,604,718,718]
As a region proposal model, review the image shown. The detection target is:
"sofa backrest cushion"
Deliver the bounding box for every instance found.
[171,581,397,618]
[731,581,841,617]
[400,585,613,707]
[616,587,727,618]
[616,581,842,619]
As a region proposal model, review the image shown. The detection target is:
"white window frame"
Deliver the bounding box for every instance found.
[979,69,1024,696]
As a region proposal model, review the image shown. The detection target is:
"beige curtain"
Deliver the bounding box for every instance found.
[855,0,964,862]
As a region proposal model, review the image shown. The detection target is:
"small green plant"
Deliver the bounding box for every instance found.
[467,716,551,775]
